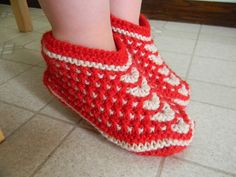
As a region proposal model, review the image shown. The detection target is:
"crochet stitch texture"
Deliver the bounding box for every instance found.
[111,15,191,109]
[41,31,194,156]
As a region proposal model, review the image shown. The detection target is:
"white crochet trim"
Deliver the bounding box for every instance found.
[120,67,139,83]
[148,54,163,65]
[144,44,158,53]
[171,118,190,134]
[143,93,160,110]
[178,85,189,96]
[43,46,132,72]
[173,99,190,107]
[112,26,152,42]
[151,103,175,122]
[101,126,194,152]
[47,85,194,153]
[126,77,151,97]
[164,74,180,86]
[158,66,170,76]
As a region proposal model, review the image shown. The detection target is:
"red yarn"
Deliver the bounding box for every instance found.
[41,31,194,156]
[111,15,191,109]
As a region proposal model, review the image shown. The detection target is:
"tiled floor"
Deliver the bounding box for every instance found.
[0,4,236,177]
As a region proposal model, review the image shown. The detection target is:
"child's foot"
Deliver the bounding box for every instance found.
[41,32,194,156]
[111,15,190,109]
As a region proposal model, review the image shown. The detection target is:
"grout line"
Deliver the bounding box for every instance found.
[30,126,76,177]
[38,112,80,126]
[193,54,236,63]
[188,78,236,89]
[0,98,80,126]
[0,65,33,87]
[1,95,52,140]
[159,49,192,56]
[185,25,202,79]
[173,156,236,176]
[0,99,43,114]
[156,158,166,177]
[190,100,236,112]
[0,56,35,66]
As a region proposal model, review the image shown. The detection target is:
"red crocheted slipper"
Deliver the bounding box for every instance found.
[111,15,191,109]
[41,31,194,156]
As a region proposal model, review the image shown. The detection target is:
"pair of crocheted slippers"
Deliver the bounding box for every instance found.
[41,15,194,156]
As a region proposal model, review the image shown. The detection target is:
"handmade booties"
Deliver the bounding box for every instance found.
[111,15,191,109]
[41,31,194,156]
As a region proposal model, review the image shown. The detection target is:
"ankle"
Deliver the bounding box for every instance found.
[52,28,116,51]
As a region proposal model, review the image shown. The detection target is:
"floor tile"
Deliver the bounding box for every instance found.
[0,27,20,43]
[161,29,198,40]
[176,101,236,174]
[150,20,167,29]
[0,115,73,177]
[36,61,46,68]
[150,20,167,37]
[161,158,232,177]
[33,127,161,177]
[0,43,15,55]
[40,98,81,124]
[79,119,99,133]
[188,57,236,87]
[160,51,192,78]
[189,79,236,110]
[0,16,17,29]
[0,59,31,85]
[0,67,52,111]
[0,101,33,137]
[29,7,45,17]
[6,32,42,48]
[155,36,196,54]
[1,48,42,65]
[24,40,41,52]
[195,39,236,61]
[201,25,236,37]
[164,21,201,33]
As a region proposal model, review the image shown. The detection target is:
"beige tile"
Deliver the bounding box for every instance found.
[162,158,232,177]
[29,7,45,17]
[0,27,21,43]
[31,20,50,32]
[195,37,236,61]
[189,57,236,87]
[0,67,52,111]
[196,24,236,62]
[79,119,99,133]
[24,40,41,52]
[189,80,236,110]
[0,115,73,177]
[164,21,201,33]
[161,51,192,78]
[156,36,196,54]
[40,98,81,124]
[150,20,167,29]
[5,17,49,31]
[33,127,161,177]
[0,16,17,29]
[2,48,42,65]
[177,102,236,174]
[0,59,31,85]
[201,25,236,37]
[37,61,46,68]
[158,29,198,40]
[0,102,33,137]
[0,43,15,55]
[6,32,42,48]
[150,20,167,37]
[198,33,236,45]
